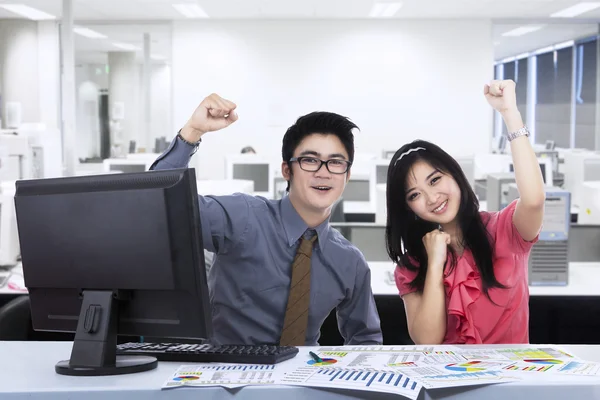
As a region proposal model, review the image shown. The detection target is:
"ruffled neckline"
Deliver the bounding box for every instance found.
[443,250,482,344]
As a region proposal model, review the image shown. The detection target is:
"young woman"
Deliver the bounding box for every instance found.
[386,80,545,345]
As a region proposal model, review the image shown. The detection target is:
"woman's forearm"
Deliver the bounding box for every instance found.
[503,110,546,208]
[409,264,447,344]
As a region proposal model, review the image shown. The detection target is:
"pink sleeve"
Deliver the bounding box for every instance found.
[394,263,419,297]
[495,199,539,254]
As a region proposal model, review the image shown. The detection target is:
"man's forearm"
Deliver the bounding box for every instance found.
[180,123,205,144]
[150,134,197,171]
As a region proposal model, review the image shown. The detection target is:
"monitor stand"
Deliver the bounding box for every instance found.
[55,290,157,376]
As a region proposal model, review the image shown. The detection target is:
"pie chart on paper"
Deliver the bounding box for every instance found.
[173,375,201,381]
[445,361,486,372]
[307,358,337,367]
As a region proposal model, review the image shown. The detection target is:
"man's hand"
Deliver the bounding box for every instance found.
[180,93,239,143]
[484,80,517,116]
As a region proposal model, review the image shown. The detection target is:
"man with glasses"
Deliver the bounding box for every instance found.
[151,93,382,347]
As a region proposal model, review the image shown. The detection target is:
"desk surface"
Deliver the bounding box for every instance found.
[1,342,600,400]
[369,262,600,297]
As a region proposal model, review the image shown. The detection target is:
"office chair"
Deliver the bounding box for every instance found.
[0,295,31,340]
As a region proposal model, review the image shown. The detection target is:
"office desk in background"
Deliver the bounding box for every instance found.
[332,222,600,263]
[2,341,600,400]
[328,262,600,347]
[368,262,600,297]
[0,265,26,300]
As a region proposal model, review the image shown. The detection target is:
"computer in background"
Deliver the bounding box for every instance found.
[508,158,554,187]
[225,155,274,198]
[14,168,298,377]
[454,156,475,189]
[507,184,570,286]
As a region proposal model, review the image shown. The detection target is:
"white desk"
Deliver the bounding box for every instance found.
[369,262,600,297]
[343,201,375,215]
[1,342,600,400]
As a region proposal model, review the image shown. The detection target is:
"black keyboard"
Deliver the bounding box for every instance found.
[116,342,299,364]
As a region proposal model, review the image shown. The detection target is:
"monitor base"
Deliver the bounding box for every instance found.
[56,355,157,376]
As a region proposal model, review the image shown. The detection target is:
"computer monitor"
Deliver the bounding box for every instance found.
[14,168,212,376]
[233,164,269,191]
[103,159,153,174]
[454,156,475,188]
[109,164,146,173]
[509,158,553,187]
[376,164,389,185]
[381,150,396,159]
[583,158,600,181]
[344,179,370,201]
[330,198,346,222]
[225,155,274,198]
[497,135,507,154]
[0,181,20,267]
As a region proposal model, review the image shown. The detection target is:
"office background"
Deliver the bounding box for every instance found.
[0,0,600,347]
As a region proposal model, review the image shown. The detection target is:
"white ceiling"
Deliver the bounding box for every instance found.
[74,24,171,64]
[1,0,599,62]
[1,0,600,20]
[494,23,598,60]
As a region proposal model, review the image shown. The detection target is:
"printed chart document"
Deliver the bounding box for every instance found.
[161,345,600,398]
[163,364,276,389]
[279,366,423,399]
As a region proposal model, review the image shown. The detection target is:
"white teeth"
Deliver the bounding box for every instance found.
[434,201,447,212]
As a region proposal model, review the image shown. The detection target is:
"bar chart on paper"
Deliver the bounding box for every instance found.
[280,367,422,399]
[557,361,600,376]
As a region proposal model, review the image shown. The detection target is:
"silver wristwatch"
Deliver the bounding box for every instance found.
[506,126,530,141]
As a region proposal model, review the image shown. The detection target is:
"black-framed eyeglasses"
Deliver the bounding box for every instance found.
[289,156,352,174]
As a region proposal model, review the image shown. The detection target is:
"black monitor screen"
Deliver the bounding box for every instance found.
[110,164,146,173]
[14,168,212,376]
[344,180,370,201]
[376,165,388,185]
[510,163,546,184]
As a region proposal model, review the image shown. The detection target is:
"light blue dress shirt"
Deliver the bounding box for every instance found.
[150,136,383,346]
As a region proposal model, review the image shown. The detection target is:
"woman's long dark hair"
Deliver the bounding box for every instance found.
[384,140,506,298]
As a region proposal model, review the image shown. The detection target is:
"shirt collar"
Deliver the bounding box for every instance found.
[281,195,330,253]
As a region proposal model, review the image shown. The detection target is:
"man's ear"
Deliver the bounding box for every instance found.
[345,168,352,184]
[281,161,291,180]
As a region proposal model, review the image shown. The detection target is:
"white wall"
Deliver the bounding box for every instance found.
[37,21,60,131]
[150,64,172,147]
[0,20,40,126]
[108,51,139,152]
[0,20,61,131]
[172,20,494,179]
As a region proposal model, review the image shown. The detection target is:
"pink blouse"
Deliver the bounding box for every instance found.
[395,199,539,344]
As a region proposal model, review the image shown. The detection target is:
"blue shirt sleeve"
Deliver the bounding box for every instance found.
[149,135,197,170]
[150,136,250,255]
[336,253,383,345]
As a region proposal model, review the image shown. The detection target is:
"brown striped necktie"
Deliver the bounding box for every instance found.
[279,232,318,346]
